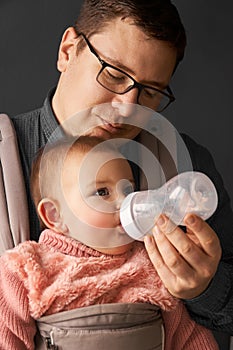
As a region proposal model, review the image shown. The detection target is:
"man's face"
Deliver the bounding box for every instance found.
[53,17,177,140]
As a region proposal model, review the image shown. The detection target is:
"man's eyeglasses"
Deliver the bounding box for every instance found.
[79,33,175,112]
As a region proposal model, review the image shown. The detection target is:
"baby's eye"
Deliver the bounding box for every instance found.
[95,187,110,197]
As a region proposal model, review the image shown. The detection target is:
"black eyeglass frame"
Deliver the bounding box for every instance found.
[78,32,176,112]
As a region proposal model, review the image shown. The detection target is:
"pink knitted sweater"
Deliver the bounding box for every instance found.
[0,229,218,350]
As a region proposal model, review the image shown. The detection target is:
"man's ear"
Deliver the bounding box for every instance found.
[57,26,78,72]
[38,198,68,233]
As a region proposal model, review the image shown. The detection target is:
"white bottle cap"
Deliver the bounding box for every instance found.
[120,192,145,241]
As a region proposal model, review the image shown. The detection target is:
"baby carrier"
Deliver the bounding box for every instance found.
[0,113,170,350]
[35,303,163,350]
[0,113,30,254]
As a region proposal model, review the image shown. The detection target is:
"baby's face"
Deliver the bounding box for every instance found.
[60,150,135,254]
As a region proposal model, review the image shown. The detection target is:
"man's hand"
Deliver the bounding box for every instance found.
[144,213,222,299]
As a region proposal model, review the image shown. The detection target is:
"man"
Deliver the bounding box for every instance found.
[10,0,233,336]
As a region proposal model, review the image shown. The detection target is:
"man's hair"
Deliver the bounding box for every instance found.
[74,0,186,67]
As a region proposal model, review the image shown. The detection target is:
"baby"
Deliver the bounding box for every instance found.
[0,136,218,349]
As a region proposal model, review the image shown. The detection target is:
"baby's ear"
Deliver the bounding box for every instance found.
[38,198,68,233]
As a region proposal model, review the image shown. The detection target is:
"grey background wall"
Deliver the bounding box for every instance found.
[164,1,233,206]
[0,1,233,204]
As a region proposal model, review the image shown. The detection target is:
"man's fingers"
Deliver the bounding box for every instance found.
[184,213,221,258]
[151,225,199,278]
[157,214,221,259]
[144,233,176,281]
[155,215,208,266]
[144,223,220,299]
[153,214,221,282]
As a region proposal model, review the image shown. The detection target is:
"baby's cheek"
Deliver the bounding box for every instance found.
[85,211,115,229]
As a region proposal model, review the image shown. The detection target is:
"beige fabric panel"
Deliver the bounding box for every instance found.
[0,114,29,254]
[36,303,164,350]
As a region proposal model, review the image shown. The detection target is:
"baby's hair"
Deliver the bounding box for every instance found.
[30,135,120,227]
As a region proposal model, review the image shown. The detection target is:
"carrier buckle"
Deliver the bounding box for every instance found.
[45,330,58,350]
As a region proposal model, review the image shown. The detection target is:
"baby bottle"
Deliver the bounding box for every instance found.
[120,171,218,241]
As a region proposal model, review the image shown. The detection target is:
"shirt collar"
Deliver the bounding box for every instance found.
[41,87,65,142]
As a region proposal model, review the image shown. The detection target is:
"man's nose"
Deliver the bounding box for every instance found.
[112,88,139,115]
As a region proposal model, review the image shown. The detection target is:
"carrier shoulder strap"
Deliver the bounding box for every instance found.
[0,113,30,254]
